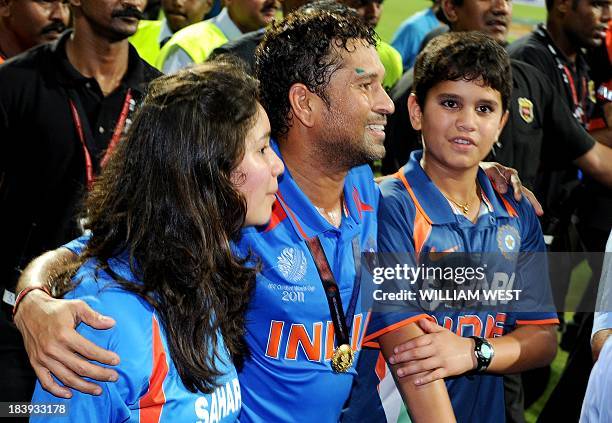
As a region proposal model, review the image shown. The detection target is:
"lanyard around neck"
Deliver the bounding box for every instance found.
[68,88,133,189]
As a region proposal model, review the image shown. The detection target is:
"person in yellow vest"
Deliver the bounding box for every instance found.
[129,0,213,68]
[158,0,279,73]
[342,0,402,90]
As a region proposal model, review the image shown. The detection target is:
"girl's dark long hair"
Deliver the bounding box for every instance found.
[54,61,260,393]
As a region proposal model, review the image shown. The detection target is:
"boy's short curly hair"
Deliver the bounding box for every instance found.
[413,31,513,112]
[255,2,377,139]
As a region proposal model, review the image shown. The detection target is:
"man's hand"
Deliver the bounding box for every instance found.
[388,319,477,386]
[481,162,543,216]
[13,289,119,398]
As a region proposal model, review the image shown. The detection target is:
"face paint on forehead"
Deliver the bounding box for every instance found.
[355,68,366,74]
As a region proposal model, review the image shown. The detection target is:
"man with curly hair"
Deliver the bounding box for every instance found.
[13,3,524,421]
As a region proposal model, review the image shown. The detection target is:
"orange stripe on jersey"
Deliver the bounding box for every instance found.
[443,316,453,331]
[325,321,335,360]
[351,314,363,351]
[362,314,434,344]
[515,318,560,325]
[276,191,309,239]
[265,321,284,359]
[139,316,169,423]
[375,352,387,382]
[485,314,495,338]
[395,169,432,254]
[286,323,323,361]
[499,195,519,218]
[264,199,287,232]
[457,315,483,337]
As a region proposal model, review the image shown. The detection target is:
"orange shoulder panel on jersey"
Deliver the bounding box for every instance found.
[394,168,433,254]
[499,195,519,218]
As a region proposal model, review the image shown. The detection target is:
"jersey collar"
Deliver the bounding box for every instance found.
[270,140,372,241]
[402,150,517,225]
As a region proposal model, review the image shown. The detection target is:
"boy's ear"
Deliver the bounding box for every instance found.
[497,110,510,138]
[407,93,423,131]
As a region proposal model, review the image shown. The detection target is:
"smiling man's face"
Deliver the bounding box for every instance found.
[442,0,513,44]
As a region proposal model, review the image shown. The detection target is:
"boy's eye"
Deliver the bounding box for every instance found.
[441,99,459,108]
[476,104,493,113]
[259,145,268,155]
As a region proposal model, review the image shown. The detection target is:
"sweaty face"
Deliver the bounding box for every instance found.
[443,0,512,44]
[409,79,508,174]
[76,0,146,41]
[315,40,395,171]
[233,103,285,227]
[563,0,611,48]
[3,0,70,51]
[162,0,212,33]
[226,0,278,33]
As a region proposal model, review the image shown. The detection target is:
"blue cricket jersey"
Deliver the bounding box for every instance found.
[31,252,241,422]
[342,151,558,423]
[234,142,379,422]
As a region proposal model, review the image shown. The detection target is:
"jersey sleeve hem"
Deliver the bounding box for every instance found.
[362,313,434,345]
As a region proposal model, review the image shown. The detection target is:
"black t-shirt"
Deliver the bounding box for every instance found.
[510,24,611,233]
[0,31,161,292]
[508,23,596,126]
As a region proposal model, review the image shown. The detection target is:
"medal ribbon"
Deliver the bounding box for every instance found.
[69,89,133,189]
[305,236,362,348]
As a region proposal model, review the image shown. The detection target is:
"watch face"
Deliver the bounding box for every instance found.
[481,343,493,359]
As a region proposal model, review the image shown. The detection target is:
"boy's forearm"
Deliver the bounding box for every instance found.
[487,324,557,373]
[380,325,457,423]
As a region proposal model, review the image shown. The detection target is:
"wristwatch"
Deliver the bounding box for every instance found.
[470,336,494,372]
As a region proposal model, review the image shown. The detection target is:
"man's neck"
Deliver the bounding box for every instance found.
[545,19,578,63]
[279,135,347,213]
[0,24,27,58]
[65,24,130,96]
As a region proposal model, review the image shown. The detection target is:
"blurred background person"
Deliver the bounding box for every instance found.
[343,0,403,89]
[391,0,445,72]
[157,0,279,73]
[0,0,158,404]
[130,0,213,67]
[0,0,70,63]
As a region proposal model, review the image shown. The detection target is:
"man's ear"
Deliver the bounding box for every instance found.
[407,93,423,131]
[288,83,317,128]
[441,0,459,25]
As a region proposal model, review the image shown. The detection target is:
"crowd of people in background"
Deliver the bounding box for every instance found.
[0,0,611,421]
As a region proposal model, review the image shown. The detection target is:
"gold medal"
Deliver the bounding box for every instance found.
[331,344,354,373]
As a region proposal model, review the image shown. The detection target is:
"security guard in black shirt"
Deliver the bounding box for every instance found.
[0,0,160,404]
